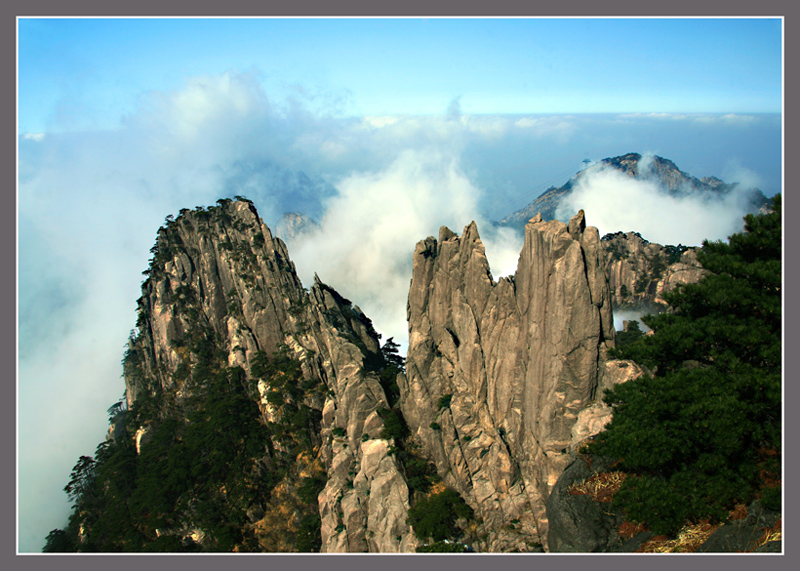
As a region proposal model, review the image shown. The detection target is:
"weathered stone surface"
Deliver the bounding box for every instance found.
[125,199,413,552]
[696,500,782,553]
[402,212,615,551]
[570,359,645,450]
[547,461,784,554]
[105,196,781,553]
[275,211,319,243]
[545,456,624,553]
[753,540,782,553]
[601,231,710,309]
[499,153,769,311]
[656,249,710,304]
[695,521,767,553]
[617,531,655,553]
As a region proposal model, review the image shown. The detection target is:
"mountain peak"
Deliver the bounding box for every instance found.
[500,153,769,230]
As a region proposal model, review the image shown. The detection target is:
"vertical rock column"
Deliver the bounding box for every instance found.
[402,211,614,551]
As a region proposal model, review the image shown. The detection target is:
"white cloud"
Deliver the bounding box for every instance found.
[555,165,758,246]
[613,308,652,332]
[17,71,287,551]
[722,159,764,190]
[514,115,577,139]
[615,112,690,121]
[480,224,525,279]
[289,148,488,348]
[361,115,401,129]
[616,112,760,125]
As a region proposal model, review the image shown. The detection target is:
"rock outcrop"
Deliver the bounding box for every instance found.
[696,501,782,553]
[90,199,658,553]
[124,198,415,552]
[275,211,319,244]
[499,154,732,311]
[401,210,615,550]
[545,456,626,552]
[547,458,782,554]
[601,231,710,309]
[569,358,645,452]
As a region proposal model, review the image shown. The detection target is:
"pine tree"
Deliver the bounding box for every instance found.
[589,195,782,536]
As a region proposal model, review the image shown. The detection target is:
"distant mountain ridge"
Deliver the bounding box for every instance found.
[499,152,770,230]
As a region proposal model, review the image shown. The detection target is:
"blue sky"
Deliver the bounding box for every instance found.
[19,17,782,134]
[17,17,783,553]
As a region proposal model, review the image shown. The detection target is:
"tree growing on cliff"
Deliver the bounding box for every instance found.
[407,487,473,546]
[589,195,782,536]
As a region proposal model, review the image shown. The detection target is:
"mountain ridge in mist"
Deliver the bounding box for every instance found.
[499,152,770,233]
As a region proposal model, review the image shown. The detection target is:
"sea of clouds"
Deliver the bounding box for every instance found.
[17,69,780,551]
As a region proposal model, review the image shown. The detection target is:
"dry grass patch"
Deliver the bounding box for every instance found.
[427,480,449,497]
[631,511,780,553]
[753,517,782,551]
[568,471,626,503]
[638,521,721,553]
[618,520,647,541]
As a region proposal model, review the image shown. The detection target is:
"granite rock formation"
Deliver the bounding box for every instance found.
[81,198,642,553]
[125,198,415,552]
[401,210,616,550]
[547,458,782,553]
[545,456,626,552]
[601,231,710,309]
[275,211,319,244]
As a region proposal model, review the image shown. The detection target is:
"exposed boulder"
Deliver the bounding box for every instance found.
[65,196,780,553]
[569,358,645,451]
[545,456,625,552]
[696,501,782,553]
[547,460,783,554]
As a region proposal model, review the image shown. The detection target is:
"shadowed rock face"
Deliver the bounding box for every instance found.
[401,211,615,550]
[545,456,626,553]
[126,199,416,553]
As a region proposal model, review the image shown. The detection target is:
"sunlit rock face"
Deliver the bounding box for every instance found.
[569,358,646,452]
[125,199,414,552]
[601,231,710,309]
[118,198,646,552]
[401,210,615,551]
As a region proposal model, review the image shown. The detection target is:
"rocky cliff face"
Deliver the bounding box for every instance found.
[601,231,710,309]
[90,198,635,553]
[400,210,616,550]
[125,198,416,552]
